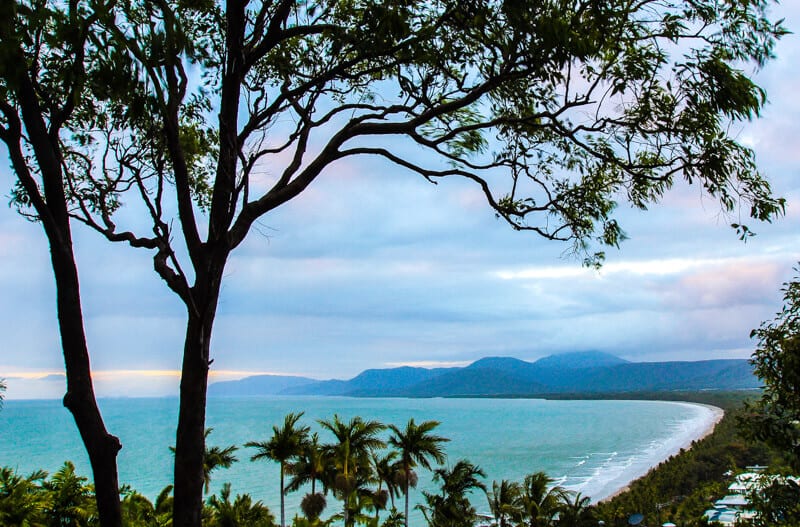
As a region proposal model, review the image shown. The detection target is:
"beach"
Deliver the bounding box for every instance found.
[590,402,725,502]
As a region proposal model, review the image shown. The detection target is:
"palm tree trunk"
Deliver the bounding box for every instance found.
[404,468,410,527]
[280,463,286,527]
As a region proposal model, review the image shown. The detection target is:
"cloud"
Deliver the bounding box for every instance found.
[383,360,472,368]
[2,3,800,398]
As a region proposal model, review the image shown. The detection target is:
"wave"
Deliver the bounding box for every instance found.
[564,403,722,502]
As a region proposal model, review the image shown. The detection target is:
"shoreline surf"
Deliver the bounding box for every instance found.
[591,402,724,503]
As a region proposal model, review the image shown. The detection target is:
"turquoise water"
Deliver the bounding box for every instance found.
[0,397,715,521]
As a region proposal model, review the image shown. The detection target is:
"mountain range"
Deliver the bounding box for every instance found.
[208,351,761,398]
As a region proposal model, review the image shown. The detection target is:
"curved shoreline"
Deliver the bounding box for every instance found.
[593,402,725,503]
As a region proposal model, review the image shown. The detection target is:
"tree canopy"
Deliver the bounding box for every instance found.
[6,0,785,262]
[746,268,800,470]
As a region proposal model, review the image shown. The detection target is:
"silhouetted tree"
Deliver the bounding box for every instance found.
[487,479,522,527]
[389,419,448,527]
[419,460,486,527]
[247,413,310,527]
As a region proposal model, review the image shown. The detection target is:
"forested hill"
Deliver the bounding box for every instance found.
[208,351,761,397]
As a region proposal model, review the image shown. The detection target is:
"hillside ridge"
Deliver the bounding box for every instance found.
[209,351,760,397]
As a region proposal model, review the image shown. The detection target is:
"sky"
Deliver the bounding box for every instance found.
[2,3,800,399]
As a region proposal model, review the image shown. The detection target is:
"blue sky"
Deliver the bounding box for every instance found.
[2,3,800,399]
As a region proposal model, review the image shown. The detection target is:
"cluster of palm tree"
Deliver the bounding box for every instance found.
[485,473,594,527]
[245,413,449,527]
[0,462,98,526]
[0,412,595,527]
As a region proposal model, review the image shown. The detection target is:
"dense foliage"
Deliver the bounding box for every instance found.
[734,267,800,526]
[745,269,800,471]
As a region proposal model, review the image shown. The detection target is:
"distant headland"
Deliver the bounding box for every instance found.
[208,351,760,398]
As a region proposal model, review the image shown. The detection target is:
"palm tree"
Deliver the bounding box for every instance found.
[287,432,329,521]
[121,485,173,527]
[379,509,406,527]
[371,451,401,515]
[487,479,522,527]
[203,429,239,495]
[42,461,97,526]
[0,467,48,527]
[419,460,486,527]
[0,378,6,410]
[319,415,386,527]
[287,432,327,496]
[171,428,239,495]
[556,492,593,527]
[519,472,569,527]
[388,419,449,527]
[206,483,277,527]
[300,492,327,522]
[246,412,310,527]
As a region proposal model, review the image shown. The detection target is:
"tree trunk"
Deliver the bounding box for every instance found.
[280,463,286,527]
[52,241,123,527]
[172,314,212,527]
[2,34,124,525]
[172,260,225,527]
[404,470,410,527]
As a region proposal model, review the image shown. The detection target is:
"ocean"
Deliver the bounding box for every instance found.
[0,396,718,522]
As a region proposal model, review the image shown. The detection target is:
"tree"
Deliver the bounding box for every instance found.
[120,485,173,527]
[205,483,277,527]
[746,268,800,469]
[419,460,486,527]
[203,443,239,496]
[1,2,788,527]
[287,432,329,521]
[487,479,522,527]
[319,415,386,527]
[556,492,593,527]
[171,428,239,495]
[42,461,97,527]
[370,451,401,514]
[518,472,569,527]
[747,476,800,527]
[0,2,123,524]
[0,466,49,527]
[388,419,448,527]
[0,378,5,410]
[365,451,402,523]
[246,412,310,527]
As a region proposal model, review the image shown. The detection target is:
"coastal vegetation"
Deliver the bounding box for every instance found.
[740,268,800,525]
[745,270,800,471]
[0,412,593,527]
[0,2,786,525]
[594,396,781,527]
[3,396,793,527]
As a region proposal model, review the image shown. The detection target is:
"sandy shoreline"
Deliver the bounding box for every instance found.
[595,402,725,503]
